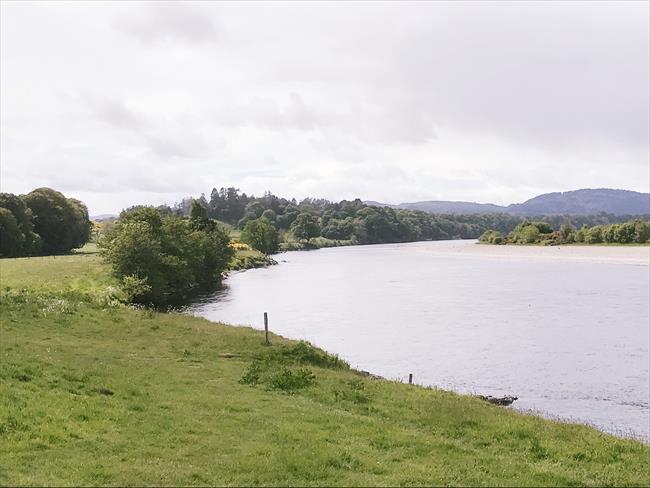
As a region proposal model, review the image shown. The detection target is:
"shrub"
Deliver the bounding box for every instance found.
[257,341,349,369]
[478,230,503,244]
[239,362,263,385]
[239,361,316,392]
[240,218,279,254]
[268,367,315,392]
[99,207,233,306]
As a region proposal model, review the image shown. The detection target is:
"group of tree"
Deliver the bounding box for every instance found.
[479,219,650,245]
[0,188,92,258]
[163,187,650,253]
[98,202,233,306]
[166,187,525,248]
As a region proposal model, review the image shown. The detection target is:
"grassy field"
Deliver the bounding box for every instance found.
[1,252,649,486]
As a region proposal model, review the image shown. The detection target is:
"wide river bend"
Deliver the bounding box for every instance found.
[187,240,650,441]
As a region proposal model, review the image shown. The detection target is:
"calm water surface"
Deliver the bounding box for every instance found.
[188,240,650,441]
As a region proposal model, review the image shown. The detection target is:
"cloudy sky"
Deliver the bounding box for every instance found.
[1,1,648,215]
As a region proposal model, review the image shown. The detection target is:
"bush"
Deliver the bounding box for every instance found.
[280,341,348,369]
[268,368,315,392]
[511,223,540,244]
[99,207,233,306]
[240,218,279,254]
[479,230,504,244]
[239,361,316,392]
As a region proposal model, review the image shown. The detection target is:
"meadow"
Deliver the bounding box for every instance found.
[1,249,649,486]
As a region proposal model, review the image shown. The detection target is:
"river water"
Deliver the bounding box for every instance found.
[187,240,650,441]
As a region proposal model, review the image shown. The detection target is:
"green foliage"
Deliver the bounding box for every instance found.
[508,221,556,244]
[229,249,276,270]
[261,340,349,369]
[0,208,25,258]
[190,198,209,223]
[98,207,234,306]
[239,361,316,392]
[193,186,649,249]
[0,193,41,256]
[240,218,280,254]
[268,368,316,392]
[119,275,152,303]
[478,230,504,244]
[18,188,91,255]
[483,219,650,246]
[1,188,90,257]
[290,212,321,241]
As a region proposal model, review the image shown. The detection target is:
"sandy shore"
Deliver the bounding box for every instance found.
[411,240,650,266]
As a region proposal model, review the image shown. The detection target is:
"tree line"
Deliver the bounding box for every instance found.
[163,187,647,253]
[479,219,650,245]
[0,188,92,258]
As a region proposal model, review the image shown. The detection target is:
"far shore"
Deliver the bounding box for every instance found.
[406,239,650,266]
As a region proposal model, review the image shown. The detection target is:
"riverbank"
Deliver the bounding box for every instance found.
[462,239,649,265]
[1,251,649,485]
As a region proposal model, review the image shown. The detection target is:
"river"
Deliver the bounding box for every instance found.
[187,240,650,441]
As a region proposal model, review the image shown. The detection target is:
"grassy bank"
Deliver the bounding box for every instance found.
[229,249,277,271]
[1,252,649,486]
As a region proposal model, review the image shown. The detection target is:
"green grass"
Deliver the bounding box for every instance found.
[1,253,649,486]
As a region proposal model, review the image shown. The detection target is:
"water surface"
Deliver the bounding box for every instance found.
[188,240,650,441]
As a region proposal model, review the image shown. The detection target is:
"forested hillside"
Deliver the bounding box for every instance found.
[372,189,650,216]
[162,187,649,248]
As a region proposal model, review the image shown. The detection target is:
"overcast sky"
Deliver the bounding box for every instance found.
[1,1,649,215]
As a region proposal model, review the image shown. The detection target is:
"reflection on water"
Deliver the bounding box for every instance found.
[187,240,650,441]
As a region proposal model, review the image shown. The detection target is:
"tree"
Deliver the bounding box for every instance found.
[261,209,277,223]
[510,222,540,244]
[0,208,25,257]
[99,207,234,306]
[241,218,280,254]
[190,198,211,231]
[0,193,39,255]
[290,213,320,242]
[22,188,91,254]
[67,198,92,249]
[559,223,574,240]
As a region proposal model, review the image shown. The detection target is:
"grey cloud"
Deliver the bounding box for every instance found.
[1,1,648,214]
[253,2,647,149]
[144,133,211,160]
[115,2,221,45]
[87,97,146,130]
[82,96,213,160]
[212,93,436,145]
[213,93,321,131]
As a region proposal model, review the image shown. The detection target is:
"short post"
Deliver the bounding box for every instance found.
[264,312,269,345]
[408,373,413,385]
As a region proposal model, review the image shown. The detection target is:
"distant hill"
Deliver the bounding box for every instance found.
[396,201,505,214]
[90,214,117,221]
[367,189,650,216]
[507,189,650,216]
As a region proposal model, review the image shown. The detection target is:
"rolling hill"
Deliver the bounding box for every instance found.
[368,189,650,216]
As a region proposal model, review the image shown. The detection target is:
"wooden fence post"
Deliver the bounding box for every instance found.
[264,312,269,345]
[408,373,413,385]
